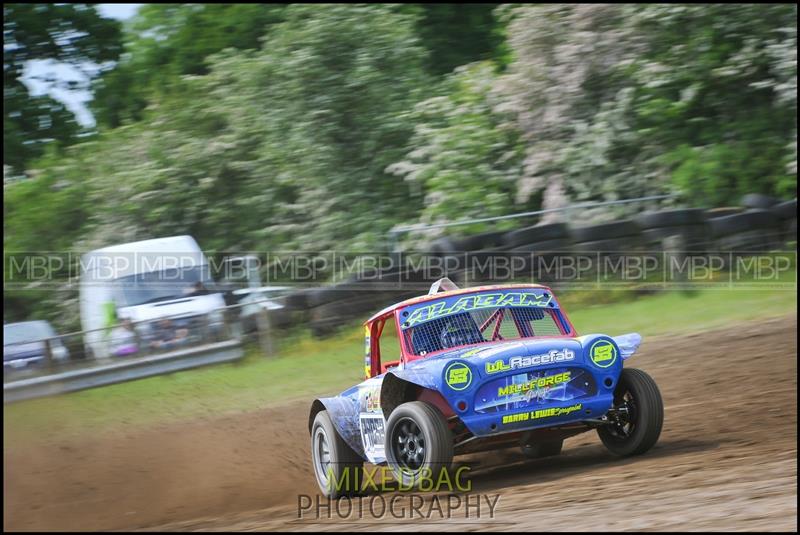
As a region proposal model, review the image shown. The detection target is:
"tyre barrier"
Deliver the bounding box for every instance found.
[771,199,797,220]
[309,289,418,338]
[502,223,570,248]
[282,196,797,337]
[771,200,798,243]
[634,208,707,228]
[510,238,572,253]
[454,229,507,252]
[570,220,641,243]
[282,287,313,311]
[741,193,780,210]
[709,209,779,238]
[634,209,710,251]
[506,239,574,282]
[705,206,744,219]
[568,221,643,277]
[639,225,708,250]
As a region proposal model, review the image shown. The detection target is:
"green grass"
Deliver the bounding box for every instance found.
[563,287,797,336]
[4,284,796,445]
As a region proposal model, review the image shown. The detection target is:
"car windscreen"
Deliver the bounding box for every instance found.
[403,306,565,356]
[113,265,214,307]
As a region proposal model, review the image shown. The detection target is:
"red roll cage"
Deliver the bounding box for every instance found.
[363,281,577,379]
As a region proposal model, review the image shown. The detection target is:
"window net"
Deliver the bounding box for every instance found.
[404,307,564,356]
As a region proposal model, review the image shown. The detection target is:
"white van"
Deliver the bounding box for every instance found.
[79,235,227,359]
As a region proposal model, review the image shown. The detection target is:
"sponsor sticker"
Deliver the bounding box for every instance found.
[405,292,552,327]
[496,371,571,398]
[360,386,381,413]
[589,340,617,368]
[359,415,385,462]
[485,348,575,374]
[501,403,583,425]
[444,362,473,391]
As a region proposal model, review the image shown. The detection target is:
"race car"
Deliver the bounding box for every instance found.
[309,278,663,497]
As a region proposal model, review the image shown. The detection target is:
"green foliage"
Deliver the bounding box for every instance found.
[3,163,89,252]
[9,4,430,255]
[91,4,288,128]
[3,3,122,174]
[628,4,797,203]
[91,4,506,129]
[387,62,525,232]
[401,4,504,75]
[236,4,429,249]
[3,153,91,326]
[496,4,797,217]
[3,4,797,327]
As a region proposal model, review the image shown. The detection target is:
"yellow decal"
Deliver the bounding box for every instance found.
[502,403,583,424]
[497,371,571,397]
[444,362,472,391]
[405,292,552,327]
[486,359,512,374]
[589,340,617,368]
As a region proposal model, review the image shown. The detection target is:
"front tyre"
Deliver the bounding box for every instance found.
[598,368,663,456]
[311,410,363,498]
[385,401,453,488]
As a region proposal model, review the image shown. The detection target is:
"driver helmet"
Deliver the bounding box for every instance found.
[440,318,481,349]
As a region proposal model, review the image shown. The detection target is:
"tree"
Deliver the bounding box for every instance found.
[401,4,504,75]
[496,3,797,215]
[90,3,288,129]
[3,3,122,174]
[91,4,507,129]
[220,3,430,249]
[386,62,525,238]
[629,4,797,204]
[14,4,430,254]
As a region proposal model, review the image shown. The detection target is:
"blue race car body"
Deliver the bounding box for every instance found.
[309,281,651,466]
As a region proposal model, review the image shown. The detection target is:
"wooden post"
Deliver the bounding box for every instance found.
[256,307,274,357]
[44,338,55,371]
[663,234,694,295]
[133,322,144,356]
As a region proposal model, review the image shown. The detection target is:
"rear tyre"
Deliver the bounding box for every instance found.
[521,439,563,459]
[311,410,364,498]
[598,368,663,457]
[385,401,454,488]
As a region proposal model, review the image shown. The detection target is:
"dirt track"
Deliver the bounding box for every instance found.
[4,315,797,531]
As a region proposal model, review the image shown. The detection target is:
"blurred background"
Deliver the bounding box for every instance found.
[4,3,797,330]
[3,3,797,532]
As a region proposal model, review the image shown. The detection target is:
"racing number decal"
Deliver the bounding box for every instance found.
[589,340,617,368]
[359,415,385,463]
[444,362,472,391]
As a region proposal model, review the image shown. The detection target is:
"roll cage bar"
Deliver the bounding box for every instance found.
[364,280,577,379]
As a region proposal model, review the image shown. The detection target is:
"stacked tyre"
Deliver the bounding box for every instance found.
[459,230,513,284]
[634,209,709,252]
[307,276,420,338]
[708,209,782,253]
[500,223,572,282]
[570,220,642,253]
[770,199,797,245]
[426,237,469,283]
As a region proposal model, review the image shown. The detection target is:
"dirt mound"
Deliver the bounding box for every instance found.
[4,315,797,531]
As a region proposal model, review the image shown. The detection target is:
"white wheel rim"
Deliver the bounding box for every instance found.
[312,425,332,491]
